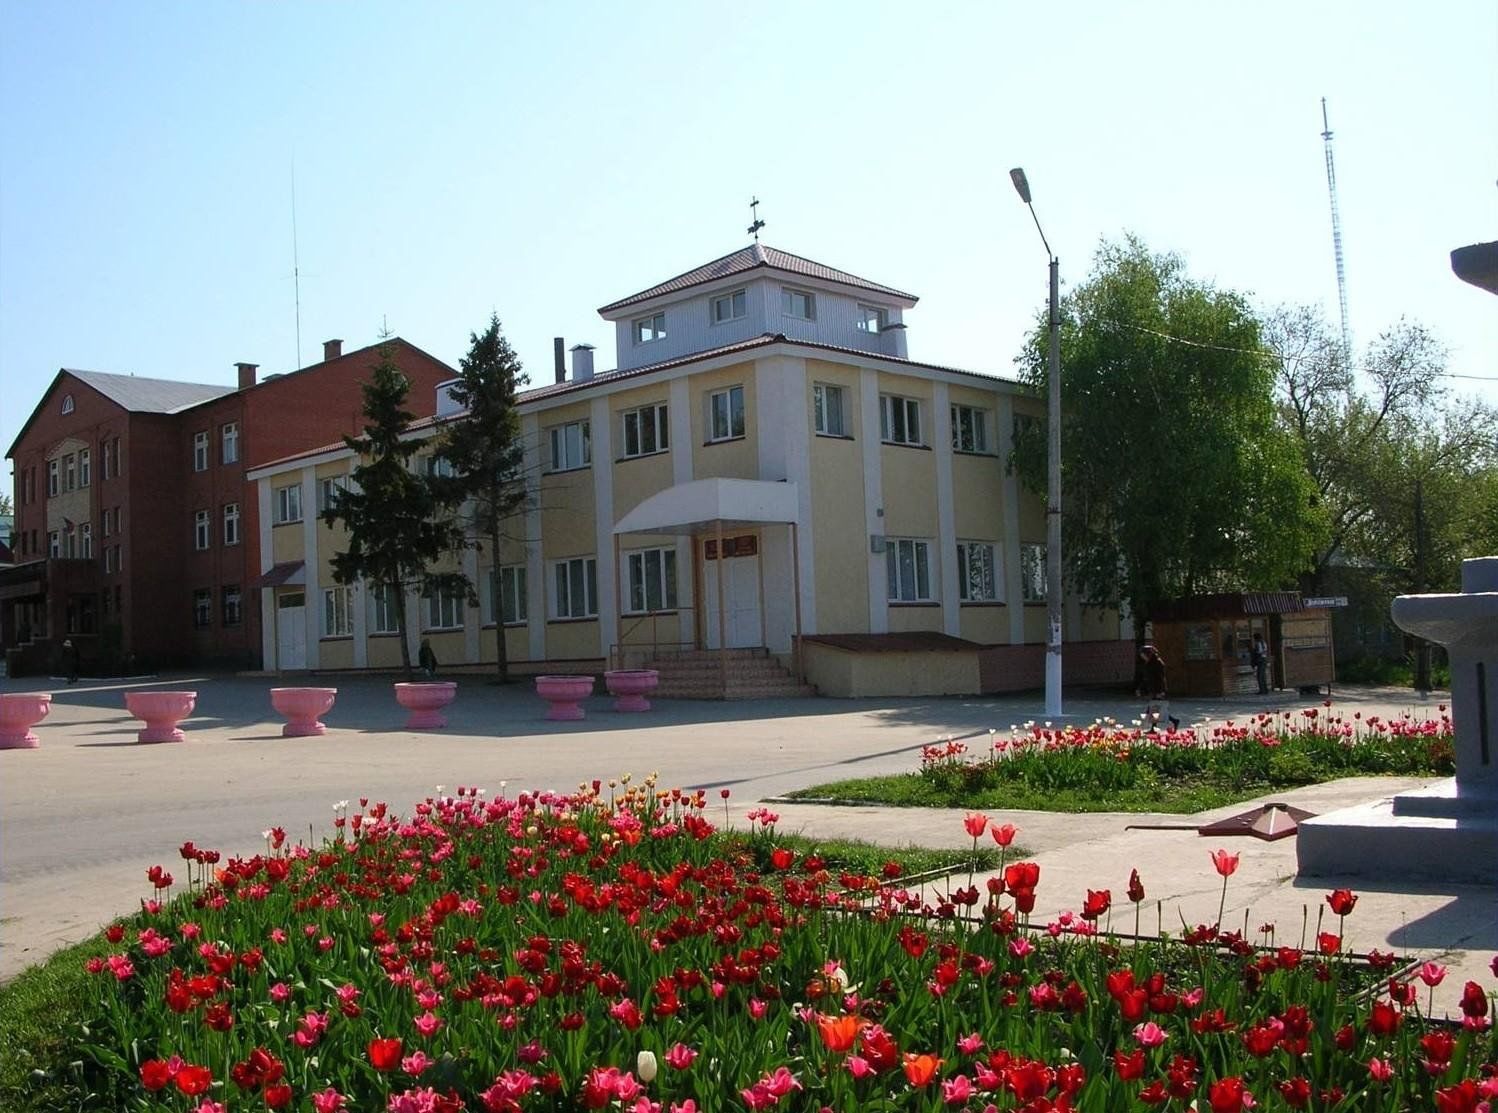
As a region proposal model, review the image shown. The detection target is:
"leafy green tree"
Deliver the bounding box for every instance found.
[432,314,531,683]
[322,340,468,679]
[1013,236,1324,634]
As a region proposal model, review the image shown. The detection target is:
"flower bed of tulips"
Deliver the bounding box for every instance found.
[791,706,1457,813]
[41,774,1498,1112]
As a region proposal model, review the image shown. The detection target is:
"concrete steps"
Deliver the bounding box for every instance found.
[642,647,818,700]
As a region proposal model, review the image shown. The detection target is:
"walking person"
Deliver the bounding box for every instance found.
[418,638,438,679]
[63,638,79,685]
[1251,632,1270,695]
[1134,644,1179,732]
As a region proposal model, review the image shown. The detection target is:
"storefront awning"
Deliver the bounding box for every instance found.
[612,478,799,537]
[250,561,306,588]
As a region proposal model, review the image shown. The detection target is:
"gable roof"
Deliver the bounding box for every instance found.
[597,243,918,315]
[64,369,233,413]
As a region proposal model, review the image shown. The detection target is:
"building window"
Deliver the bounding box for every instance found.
[857,304,888,333]
[193,589,213,628]
[813,383,847,437]
[274,484,302,524]
[487,565,527,625]
[223,503,240,546]
[222,422,239,465]
[369,583,399,634]
[1020,543,1047,603]
[622,403,669,458]
[886,538,933,603]
[318,475,351,512]
[61,394,75,414]
[79,448,91,487]
[223,585,242,626]
[80,523,93,559]
[114,545,122,573]
[711,289,747,323]
[957,542,999,602]
[425,585,464,630]
[551,557,598,619]
[104,546,115,574]
[951,405,990,454]
[708,386,746,442]
[633,313,666,345]
[64,454,76,492]
[323,586,353,637]
[193,431,209,472]
[879,395,923,446]
[781,287,816,320]
[48,531,60,558]
[424,453,457,478]
[47,459,59,497]
[194,509,211,551]
[548,420,591,472]
[626,547,678,614]
[101,508,111,537]
[111,438,122,478]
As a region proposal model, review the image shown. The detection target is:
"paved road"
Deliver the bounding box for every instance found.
[2,673,1483,1013]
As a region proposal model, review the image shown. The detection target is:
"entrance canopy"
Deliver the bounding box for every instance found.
[613,478,798,537]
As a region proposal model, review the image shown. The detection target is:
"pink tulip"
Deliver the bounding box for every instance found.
[1133,1021,1168,1048]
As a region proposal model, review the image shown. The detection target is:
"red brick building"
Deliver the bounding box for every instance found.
[2,338,455,673]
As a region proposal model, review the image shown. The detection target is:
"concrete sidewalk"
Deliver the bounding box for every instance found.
[2,672,1485,1013]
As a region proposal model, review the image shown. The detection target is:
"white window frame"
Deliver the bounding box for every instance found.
[102,441,112,481]
[486,565,527,626]
[63,454,76,492]
[1020,543,1048,604]
[425,454,456,478]
[425,585,465,631]
[880,395,923,446]
[632,312,666,345]
[369,583,399,635]
[625,547,678,614]
[318,475,351,513]
[857,304,888,333]
[708,385,746,443]
[222,585,242,627]
[47,531,60,558]
[813,383,848,437]
[47,460,59,497]
[551,557,598,620]
[80,522,93,559]
[223,502,240,546]
[274,483,302,524]
[711,288,747,324]
[221,422,239,465]
[781,287,816,320]
[192,431,209,472]
[957,541,1000,602]
[79,448,91,487]
[886,538,934,603]
[193,589,213,628]
[323,586,354,637]
[621,403,669,459]
[61,394,75,415]
[951,404,991,454]
[104,546,115,574]
[548,420,592,472]
[193,509,211,551]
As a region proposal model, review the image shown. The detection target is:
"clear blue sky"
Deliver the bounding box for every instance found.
[3,1,1494,480]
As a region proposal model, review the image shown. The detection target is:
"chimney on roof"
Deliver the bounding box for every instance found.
[554,337,566,384]
[323,338,343,362]
[236,362,258,390]
[570,343,595,383]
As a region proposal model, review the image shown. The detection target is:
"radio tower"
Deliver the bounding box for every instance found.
[1321,98,1352,367]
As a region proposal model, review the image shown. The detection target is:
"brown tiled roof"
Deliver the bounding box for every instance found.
[1151,593,1306,621]
[597,244,918,315]
[803,632,984,654]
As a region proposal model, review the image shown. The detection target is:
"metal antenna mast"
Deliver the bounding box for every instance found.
[292,159,303,370]
[1321,98,1351,366]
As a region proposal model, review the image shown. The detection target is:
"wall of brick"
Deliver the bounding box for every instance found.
[979,638,1135,693]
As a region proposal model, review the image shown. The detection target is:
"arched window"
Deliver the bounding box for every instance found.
[61,394,75,415]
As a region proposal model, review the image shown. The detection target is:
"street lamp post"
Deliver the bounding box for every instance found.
[1009,167,1063,718]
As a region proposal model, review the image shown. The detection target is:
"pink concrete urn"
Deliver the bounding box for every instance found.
[270,687,338,737]
[394,681,457,730]
[536,674,595,721]
[604,669,659,712]
[123,690,198,744]
[0,692,52,749]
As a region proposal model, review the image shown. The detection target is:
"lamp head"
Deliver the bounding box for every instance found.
[1009,167,1032,204]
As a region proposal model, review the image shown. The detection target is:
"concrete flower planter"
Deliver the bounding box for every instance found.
[270,687,338,737]
[536,675,595,721]
[123,690,198,744]
[0,692,52,749]
[393,681,457,730]
[604,669,659,712]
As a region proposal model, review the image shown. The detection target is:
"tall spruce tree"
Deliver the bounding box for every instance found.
[324,339,468,679]
[432,314,530,683]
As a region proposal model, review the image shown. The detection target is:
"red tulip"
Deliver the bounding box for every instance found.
[1209,849,1240,877]
[1459,980,1489,1020]
[1081,889,1111,921]
[991,823,1018,847]
[1435,1080,1482,1113]
[963,812,989,838]
[1326,888,1357,916]
[1127,868,1145,903]
[1112,1049,1145,1080]
[368,1037,403,1071]
[770,847,794,870]
[1208,1077,1249,1113]
[173,1064,213,1097]
[139,1059,173,1091]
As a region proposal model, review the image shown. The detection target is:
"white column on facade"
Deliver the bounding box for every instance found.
[352,581,368,667]
[590,396,617,656]
[256,479,276,668]
[668,378,694,643]
[521,414,546,663]
[996,394,1025,645]
[859,368,888,634]
[462,539,481,663]
[300,467,320,668]
[932,382,959,637]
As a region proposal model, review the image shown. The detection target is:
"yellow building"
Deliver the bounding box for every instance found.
[248,245,1132,695]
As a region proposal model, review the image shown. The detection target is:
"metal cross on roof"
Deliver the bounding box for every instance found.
[747,196,765,241]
